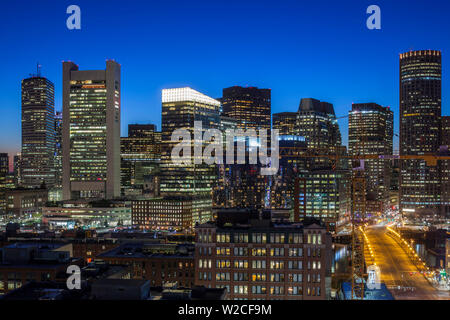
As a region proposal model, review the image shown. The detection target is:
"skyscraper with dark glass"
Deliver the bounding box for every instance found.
[62,60,121,200]
[272,112,297,135]
[121,124,161,195]
[399,50,442,216]
[21,75,55,188]
[349,103,393,205]
[219,86,271,209]
[222,86,271,130]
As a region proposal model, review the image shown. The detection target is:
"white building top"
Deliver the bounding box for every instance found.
[162,87,220,106]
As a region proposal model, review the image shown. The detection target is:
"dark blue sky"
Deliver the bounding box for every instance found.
[0,0,449,156]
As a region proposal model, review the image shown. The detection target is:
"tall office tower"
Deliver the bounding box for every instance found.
[348,103,393,204]
[270,135,308,210]
[221,86,271,130]
[62,60,121,200]
[213,116,238,208]
[133,87,221,230]
[399,50,442,217]
[220,86,271,209]
[440,116,450,216]
[13,154,21,187]
[160,87,220,197]
[54,111,63,188]
[294,98,349,231]
[21,74,55,188]
[272,112,297,135]
[442,116,450,148]
[121,124,161,195]
[295,98,342,156]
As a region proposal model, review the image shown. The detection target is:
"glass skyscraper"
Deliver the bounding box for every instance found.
[21,75,55,188]
[399,50,442,217]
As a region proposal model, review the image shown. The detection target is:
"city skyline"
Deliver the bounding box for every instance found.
[1,0,450,158]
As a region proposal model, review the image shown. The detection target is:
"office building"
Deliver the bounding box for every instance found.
[399,50,442,216]
[21,75,55,188]
[4,187,48,219]
[195,209,332,300]
[221,86,271,130]
[270,135,308,211]
[272,112,297,135]
[295,98,342,155]
[121,124,161,196]
[0,153,8,185]
[134,88,220,230]
[442,116,450,148]
[160,87,220,198]
[62,60,121,200]
[54,111,63,188]
[348,103,393,204]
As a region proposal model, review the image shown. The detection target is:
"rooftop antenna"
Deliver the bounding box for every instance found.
[37,62,42,77]
[29,62,42,78]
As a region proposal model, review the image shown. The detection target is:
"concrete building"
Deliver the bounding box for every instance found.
[62,60,121,200]
[4,188,48,219]
[42,200,131,229]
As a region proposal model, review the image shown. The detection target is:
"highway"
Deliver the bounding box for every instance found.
[365,225,449,300]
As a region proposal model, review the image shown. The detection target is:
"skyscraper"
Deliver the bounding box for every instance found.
[293,98,349,230]
[272,112,297,135]
[54,111,63,188]
[399,50,442,216]
[295,98,342,155]
[219,86,271,209]
[221,86,271,130]
[21,74,55,188]
[132,88,219,231]
[348,103,393,204]
[442,116,450,148]
[62,60,121,200]
[160,87,220,197]
[121,124,161,195]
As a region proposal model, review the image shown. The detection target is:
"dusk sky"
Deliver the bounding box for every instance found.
[1,0,449,158]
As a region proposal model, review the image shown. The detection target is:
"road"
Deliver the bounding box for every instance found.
[365,225,449,300]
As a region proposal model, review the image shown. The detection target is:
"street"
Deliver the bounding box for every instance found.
[365,225,449,300]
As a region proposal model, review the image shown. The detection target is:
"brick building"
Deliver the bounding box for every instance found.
[195,209,332,300]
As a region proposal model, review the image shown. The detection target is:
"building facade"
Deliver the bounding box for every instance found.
[21,76,55,188]
[349,103,393,205]
[399,50,442,217]
[121,124,161,196]
[221,86,271,131]
[195,209,332,300]
[272,112,297,135]
[62,60,121,200]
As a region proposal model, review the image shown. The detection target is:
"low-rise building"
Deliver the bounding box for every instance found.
[97,242,195,287]
[195,209,332,300]
[42,200,131,229]
[0,242,81,295]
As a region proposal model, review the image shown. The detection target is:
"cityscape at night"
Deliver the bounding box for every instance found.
[0,0,448,309]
